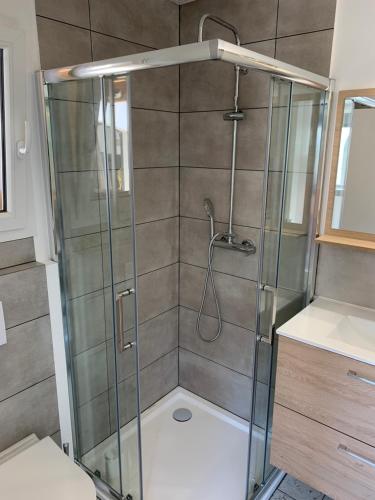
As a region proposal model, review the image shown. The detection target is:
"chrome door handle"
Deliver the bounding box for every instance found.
[338,444,375,468]
[259,284,276,344]
[116,288,135,352]
[347,370,375,387]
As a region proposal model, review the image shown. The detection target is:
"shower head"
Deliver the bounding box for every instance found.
[203,198,215,219]
[203,199,215,239]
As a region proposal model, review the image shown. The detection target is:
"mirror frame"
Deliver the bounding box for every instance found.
[317,88,375,251]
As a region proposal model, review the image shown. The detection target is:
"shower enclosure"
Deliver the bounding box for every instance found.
[40,36,329,500]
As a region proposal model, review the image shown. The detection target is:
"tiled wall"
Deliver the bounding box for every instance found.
[35,0,337,453]
[316,245,375,309]
[178,0,336,420]
[0,238,59,451]
[36,0,180,453]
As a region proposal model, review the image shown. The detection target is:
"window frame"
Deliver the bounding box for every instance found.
[0,21,29,236]
[0,48,7,213]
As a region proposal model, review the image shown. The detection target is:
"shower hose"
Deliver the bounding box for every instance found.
[195,232,223,343]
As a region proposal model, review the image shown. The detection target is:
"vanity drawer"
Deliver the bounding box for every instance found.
[271,404,375,500]
[275,336,375,446]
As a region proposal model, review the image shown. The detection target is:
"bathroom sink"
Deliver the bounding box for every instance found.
[329,315,375,351]
[276,297,375,366]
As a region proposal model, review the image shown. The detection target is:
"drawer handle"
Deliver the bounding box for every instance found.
[347,369,375,387]
[338,444,375,468]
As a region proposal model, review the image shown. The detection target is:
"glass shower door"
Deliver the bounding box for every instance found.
[248,78,327,496]
[44,75,141,499]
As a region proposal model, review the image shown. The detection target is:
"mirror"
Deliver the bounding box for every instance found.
[318,88,375,250]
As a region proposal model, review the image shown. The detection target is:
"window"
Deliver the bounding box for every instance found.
[0,49,5,212]
[0,7,51,247]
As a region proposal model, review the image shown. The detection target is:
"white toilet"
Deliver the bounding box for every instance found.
[0,435,96,500]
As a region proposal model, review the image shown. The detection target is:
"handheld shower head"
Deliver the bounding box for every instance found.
[203,198,215,238]
[203,198,215,219]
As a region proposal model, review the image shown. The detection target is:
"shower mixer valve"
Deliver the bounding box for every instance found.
[213,232,256,256]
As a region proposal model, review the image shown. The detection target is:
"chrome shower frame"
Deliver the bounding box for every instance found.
[39,37,332,500]
[41,39,329,90]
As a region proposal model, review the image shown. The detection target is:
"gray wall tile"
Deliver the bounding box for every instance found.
[180,108,268,170]
[239,40,275,108]
[180,61,240,113]
[179,348,252,420]
[0,377,59,452]
[180,217,259,280]
[132,109,179,168]
[136,217,179,276]
[47,80,96,103]
[138,264,178,323]
[74,342,109,405]
[139,308,178,369]
[140,349,178,410]
[134,168,179,224]
[35,0,90,28]
[112,349,178,429]
[110,375,137,429]
[78,391,111,454]
[69,290,106,355]
[277,0,336,37]
[316,245,375,309]
[89,0,179,49]
[180,40,275,112]
[101,227,134,286]
[276,30,334,77]
[180,0,278,45]
[180,167,263,228]
[100,172,132,231]
[0,238,35,270]
[91,32,179,112]
[64,233,103,299]
[37,17,92,69]
[0,264,49,329]
[49,100,97,173]
[59,171,101,238]
[109,307,178,383]
[91,30,147,59]
[179,306,254,376]
[180,263,257,330]
[0,316,54,402]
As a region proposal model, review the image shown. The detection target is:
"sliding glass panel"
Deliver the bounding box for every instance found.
[44,75,141,499]
[247,78,291,497]
[248,79,327,497]
[101,74,142,500]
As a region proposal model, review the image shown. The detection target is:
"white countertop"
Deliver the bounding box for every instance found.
[277,296,375,366]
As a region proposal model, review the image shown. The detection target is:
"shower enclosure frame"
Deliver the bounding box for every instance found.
[38,38,332,500]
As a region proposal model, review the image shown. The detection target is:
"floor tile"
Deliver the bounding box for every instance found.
[272,490,294,500]
[279,475,324,500]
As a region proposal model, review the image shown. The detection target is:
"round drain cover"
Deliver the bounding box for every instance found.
[173,408,192,422]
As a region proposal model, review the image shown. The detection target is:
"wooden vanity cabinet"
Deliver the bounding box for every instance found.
[271,336,375,500]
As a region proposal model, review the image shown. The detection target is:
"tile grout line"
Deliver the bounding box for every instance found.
[36,14,157,51]
[0,374,57,405]
[177,2,182,388]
